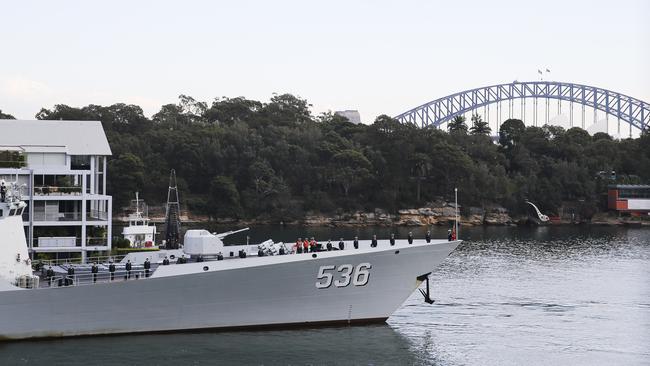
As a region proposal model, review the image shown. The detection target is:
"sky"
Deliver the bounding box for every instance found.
[1,0,648,124]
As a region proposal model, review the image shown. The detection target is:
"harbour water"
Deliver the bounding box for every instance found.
[1,226,648,365]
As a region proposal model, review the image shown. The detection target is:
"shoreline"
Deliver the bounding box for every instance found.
[114,210,650,228]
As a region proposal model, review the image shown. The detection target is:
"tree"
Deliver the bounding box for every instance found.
[108,153,145,208]
[448,115,468,134]
[409,152,432,203]
[23,94,649,222]
[469,114,491,135]
[0,109,15,119]
[208,176,243,218]
[499,119,526,152]
[330,149,372,197]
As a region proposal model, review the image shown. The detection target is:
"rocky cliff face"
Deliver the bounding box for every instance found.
[118,203,515,227]
[302,203,514,227]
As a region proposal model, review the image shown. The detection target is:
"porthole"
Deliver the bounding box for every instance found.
[170,255,176,259]
[312,254,317,258]
[394,250,400,254]
[203,266,209,271]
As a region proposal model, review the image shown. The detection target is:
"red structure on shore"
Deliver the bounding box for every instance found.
[608,185,650,216]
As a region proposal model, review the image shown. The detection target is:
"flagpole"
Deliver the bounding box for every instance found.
[454,187,459,239]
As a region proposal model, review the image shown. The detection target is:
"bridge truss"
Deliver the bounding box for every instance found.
[394,81,649,136]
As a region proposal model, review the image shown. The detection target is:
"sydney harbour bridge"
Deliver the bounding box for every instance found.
[394,81,649,137]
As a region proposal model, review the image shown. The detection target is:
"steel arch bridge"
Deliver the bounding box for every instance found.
[394,81,649,134]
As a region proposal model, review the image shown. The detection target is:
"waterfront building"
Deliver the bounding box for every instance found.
[0,120,112,262]
[607,184,650,216]
[334,110,362,124]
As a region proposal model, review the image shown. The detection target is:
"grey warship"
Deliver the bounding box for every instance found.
[0,183,460,340]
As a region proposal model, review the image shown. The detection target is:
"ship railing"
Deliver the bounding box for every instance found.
[40,269,152,288]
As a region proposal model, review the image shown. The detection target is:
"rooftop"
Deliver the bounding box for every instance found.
[608,184,650,189]
[0,120,112,156]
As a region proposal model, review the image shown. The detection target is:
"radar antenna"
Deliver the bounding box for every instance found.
[163,169,182,249]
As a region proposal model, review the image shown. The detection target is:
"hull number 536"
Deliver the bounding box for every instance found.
[316,263,372,289]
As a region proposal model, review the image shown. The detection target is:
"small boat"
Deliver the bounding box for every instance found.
[121,192,156,248]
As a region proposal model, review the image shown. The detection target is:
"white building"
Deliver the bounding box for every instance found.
[0,120,112,262]
[334,110,362,124]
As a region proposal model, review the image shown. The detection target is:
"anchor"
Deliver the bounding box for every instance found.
[417,273,435,304]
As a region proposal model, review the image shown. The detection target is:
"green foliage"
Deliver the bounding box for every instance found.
[469,114,491,135]
[0,109,16,119]
[30,97,650,219]
[108,153,145,208]
[209,176,243,218]
[0,150,26,168]
[448,115,468,135]
[499,119,525,152]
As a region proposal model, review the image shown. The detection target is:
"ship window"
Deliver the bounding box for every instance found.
[203,266,209,271]
[9,209,16,216]
[0,209,3,217]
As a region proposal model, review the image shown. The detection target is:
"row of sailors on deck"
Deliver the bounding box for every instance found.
[292,231,437,253]
[44,255,192,286]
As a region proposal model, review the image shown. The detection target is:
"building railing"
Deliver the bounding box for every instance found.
[0,160,27,168]
[86,237,108,246]
[33,186,83,196]
[36,254,128,267]
[33,212,84,222]
[32,237,108,248]
[0,150,26,168]
[33,237,80,248]
[88,209,108,221]
[31,210,108,222]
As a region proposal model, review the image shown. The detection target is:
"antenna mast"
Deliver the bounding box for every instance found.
[164,169,181,249]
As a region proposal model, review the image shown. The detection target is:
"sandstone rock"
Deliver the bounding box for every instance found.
[441,207,456,217]
[418,207,436,216]
[484,212,513,225]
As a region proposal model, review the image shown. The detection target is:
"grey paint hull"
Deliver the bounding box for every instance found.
[0,241,459,340]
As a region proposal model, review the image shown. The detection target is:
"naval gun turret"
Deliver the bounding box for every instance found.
[183,228,250,257]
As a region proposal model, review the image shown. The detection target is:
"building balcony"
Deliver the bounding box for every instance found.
[0,149,27,168]
[32,212,83,222]
[33,186,82,196]
[29,210,109,223]
[31,236,109,250]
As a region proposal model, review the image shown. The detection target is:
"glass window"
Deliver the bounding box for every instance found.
[71,155,91,170]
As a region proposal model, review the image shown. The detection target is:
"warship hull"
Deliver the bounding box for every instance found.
[0,240,459,340]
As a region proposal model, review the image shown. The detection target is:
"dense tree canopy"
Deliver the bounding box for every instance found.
[0,109,16,119]
[4,94,648,220]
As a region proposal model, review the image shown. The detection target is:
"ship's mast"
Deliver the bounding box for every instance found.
[163,169,181,249]
[134,192,141,216]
